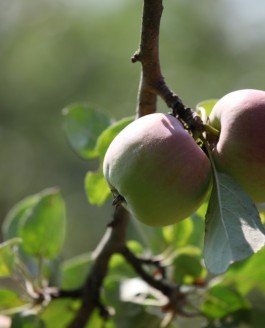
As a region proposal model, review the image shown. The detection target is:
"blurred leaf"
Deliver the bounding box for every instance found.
[85,169,110,205]
[162,218,193,248]
[204,170,265,274]
[85,311,116,328]
[127,240,144,255]
[62,104,111,160]
[196,99,218,117]
[60,253,92,290]
[85,116,134,205]
[201,284,248,320]
[11,313,45,328]
[42,296,114,328]
[19,188,66,259]
[224,246,265,295]
[188,216,205,248]
[130,218,171,254]
[0,289,25,312]
[2,195,40,241]
[0,238,21,277]
[95,116,134,161]
[106,254,136,284]
[41,299,80,328]
[172,248,204,284]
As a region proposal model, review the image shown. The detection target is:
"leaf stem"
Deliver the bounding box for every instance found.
[204,124,220,137]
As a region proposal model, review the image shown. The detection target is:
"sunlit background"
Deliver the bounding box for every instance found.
[1,0,265,258]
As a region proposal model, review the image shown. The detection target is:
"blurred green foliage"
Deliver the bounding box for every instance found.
[1,0,265,259]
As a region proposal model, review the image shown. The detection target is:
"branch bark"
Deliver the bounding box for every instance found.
[67,206,130,328]
[133,0,204,136]
[132,0,163,117]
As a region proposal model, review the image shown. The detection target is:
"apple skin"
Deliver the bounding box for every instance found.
[209,89,265,203]
[103,113,211,227]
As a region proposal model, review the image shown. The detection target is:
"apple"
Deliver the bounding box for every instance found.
[103,113,211,227]
[209,89,265,203]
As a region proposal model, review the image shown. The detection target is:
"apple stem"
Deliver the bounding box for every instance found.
[204,124,220,137]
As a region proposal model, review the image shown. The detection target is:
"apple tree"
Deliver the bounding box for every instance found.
[1,1,265,328]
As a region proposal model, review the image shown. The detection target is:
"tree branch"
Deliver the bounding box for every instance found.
[66,206,130,328]
[132,0,204,137]
[119,246,195,317]
[132,0,163,117]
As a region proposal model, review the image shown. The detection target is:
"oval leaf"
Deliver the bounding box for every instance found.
[0,238,21,277]
[2,195,40,241]
[62,103,111,159]
[85,169,110,205]
[204,170,265,274]
[19,188,66,259]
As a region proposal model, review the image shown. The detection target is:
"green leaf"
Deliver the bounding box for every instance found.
[2,195,40,241]
[85,116,134,205]
[162,218,193,248]
[204,170,265,274]
[0,289,25,312]
[95,116,134,161]
[0,239,21,277]
[41,299,79,328]
[172,246,204,284]
[201,284,248,320]
[11,313,46,328]
[19,188,66,259]
[60,253,92,289]
[196,99,218,117]
[62,103,111,159]
[85,169,110,205]
[224,246,265,295]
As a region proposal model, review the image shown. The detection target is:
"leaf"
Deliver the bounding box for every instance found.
[11,313,46,328]
[172,247,205,284]
[0,238,21,277]
[204,170,265,274]
[162,218,193,248]
[2,195,40,241]
[85,116,134,205]
[60,253,92,289]
[62,103,111,159]
[201,284,248,320]
[84,169,110,205]
[95,116,134,161]
[0,289,25,312]
[41,299,80,328]
[196,99,218,117]
[19,188,66,259]
[224,246,265,295]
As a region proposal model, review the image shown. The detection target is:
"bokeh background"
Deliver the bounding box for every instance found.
[1,0,265,258]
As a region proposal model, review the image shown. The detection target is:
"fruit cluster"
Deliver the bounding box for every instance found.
[103,89,265,227]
